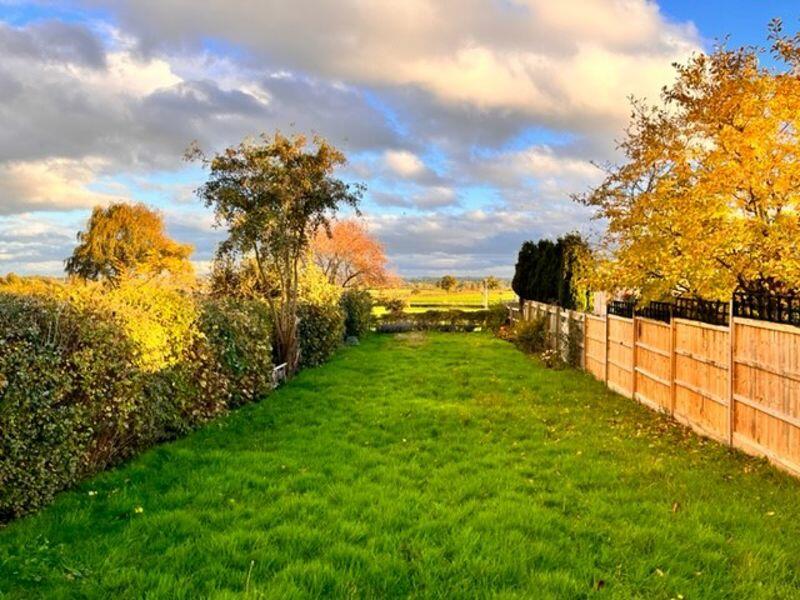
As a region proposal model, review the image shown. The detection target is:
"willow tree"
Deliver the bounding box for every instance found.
[65,202,193,285]
[189,133,363,372]
[576,21,800,301]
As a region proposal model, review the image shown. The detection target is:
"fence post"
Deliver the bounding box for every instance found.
[604,310,610,384]
[669,308,677,416]
[727,300,735,446]
[631,315,638,401]
[582,312,588,371]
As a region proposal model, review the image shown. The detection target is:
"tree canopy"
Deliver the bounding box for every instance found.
[312,219,392,287]
[576,21,800,301]
[65,202,193,284]
[438,275,458,291]
[189,132,363,371]
[512,234,590,310]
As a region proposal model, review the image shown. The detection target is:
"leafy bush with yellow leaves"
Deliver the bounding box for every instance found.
[0,279,272,521]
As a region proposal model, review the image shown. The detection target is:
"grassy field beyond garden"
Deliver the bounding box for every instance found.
[370,287,517,315]
[2,333,800,598]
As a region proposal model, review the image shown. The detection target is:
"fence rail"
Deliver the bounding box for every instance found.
[514,298,800,478]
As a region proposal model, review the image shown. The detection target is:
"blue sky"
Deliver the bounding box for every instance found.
[0,1,794,277]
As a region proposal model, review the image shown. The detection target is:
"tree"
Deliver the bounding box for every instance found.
[311,219,392,287]
[512,234,591,309]
[438,275,457,291]
[575,22,800,301]
[485,276,501,290]
[65,202,193,284]
[557,233,592,310]
[189,132,363,373]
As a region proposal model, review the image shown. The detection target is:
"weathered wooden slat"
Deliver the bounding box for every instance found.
[635,366,671,387]
[635,341,671,359]
[674,379,728,407]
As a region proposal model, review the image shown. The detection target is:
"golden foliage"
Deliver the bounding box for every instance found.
[578,23,800,301]
[65,203,194,286]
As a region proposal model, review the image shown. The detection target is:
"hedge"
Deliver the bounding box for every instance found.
[340,289,373,338]
[0,282,273,522]
[375,305,508,333]
[298,302,345,367]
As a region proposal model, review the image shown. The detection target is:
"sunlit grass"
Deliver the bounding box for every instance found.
[2,333,800,598]
[370,288,516,316]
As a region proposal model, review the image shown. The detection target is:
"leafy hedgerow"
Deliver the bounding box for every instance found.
[0,282,273,522]
[200,298,273,407]
[298,302,345,367]
[376,304,509,333]
[339,289,373,339]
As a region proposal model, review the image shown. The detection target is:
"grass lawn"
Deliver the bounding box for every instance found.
[3,333,800,598]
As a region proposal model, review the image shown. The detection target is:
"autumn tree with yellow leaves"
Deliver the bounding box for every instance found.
[65,202,194,285]
[576,20,800,301]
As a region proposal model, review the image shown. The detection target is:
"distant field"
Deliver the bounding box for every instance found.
[370,287,516,315]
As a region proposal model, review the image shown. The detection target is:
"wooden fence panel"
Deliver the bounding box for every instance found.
[673,319,729,442]
[732,319,800,473]
[561,310,585,368]
[584,315,606,381]
[634,318,672,412]
[607,315,633,398]
[512,299,800,478]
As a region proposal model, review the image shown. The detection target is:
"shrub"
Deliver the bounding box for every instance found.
[385,297,407,314]
[0,280,274,522]
[376,320,414,333]
[485,303,510,333]
[512,316,549,354]
[564,324,584,368]
[298,302,345,367]
[200,298,273,407]
[376,308,504,333]
[339,289,372,338]
[539,348,565,369]
[0,293,143,520]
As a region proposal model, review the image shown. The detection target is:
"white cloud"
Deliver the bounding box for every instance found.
[0,158,126,214]
[0,2,705,276]
[0,213,81,275]
[412,186,458,208]
[475,145,603,189]
[94,0,700,132]
[383,150,426,178]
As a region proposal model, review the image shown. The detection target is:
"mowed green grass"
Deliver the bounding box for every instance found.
[2,333,800,599]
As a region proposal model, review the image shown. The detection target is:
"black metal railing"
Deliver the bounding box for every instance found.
[599,291,798,328]
[672,297,729,326]
[608,300,635,319]
[635,301,672,323]
[733,292,800,326]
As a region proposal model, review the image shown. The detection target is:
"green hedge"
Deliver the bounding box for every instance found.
[376,305,508,333]
[0,284,273,522]
[298,302,345,367]
[340,289,373,338]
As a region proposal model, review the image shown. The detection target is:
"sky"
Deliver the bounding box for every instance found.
[0,1,797,278]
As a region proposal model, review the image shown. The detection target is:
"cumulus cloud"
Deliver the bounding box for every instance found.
[0,158,126,214]
[90,0,699,133]
[369,185,459,210]
[383,150,426,178]
[0,213,80,274]
[0,19,398,219]
[0,1,702,275]
[365,200,595,277]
